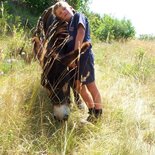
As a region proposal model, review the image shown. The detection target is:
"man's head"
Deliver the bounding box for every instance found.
[53,1,74,22]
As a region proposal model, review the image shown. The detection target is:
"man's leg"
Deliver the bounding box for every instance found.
[86,81,102,109]
[75,80,94,109]
[72,88,85,109]
[86,81,103,118]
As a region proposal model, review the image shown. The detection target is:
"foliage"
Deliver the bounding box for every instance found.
[0,1,37,35]
[0,1,155,153]
[1,1,136,42]
[0,26,33,65]
[67,0,90,12]
[97,14,115,42]
[23,0,90,14]
[24,0,53,14]
[86,12,103,35]
[0,1,13,35]
[88,14,135,42]
[118,45,155,84]
[139,34,155,40]
[0,40,155,154]
[0,1,35,64]
[113,18,135,41]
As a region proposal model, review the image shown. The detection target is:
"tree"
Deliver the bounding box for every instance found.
[89,14,136,42]
[24,0,90,14]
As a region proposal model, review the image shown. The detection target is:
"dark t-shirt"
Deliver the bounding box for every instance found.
[67,12,92,56]
[67,13,95,84]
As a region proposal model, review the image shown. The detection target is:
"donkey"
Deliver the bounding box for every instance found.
[32,6,90,121]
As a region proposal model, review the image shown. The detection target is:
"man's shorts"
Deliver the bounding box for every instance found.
[70,50,95,85]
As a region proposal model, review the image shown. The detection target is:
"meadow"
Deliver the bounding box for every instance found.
[0,39,155,155]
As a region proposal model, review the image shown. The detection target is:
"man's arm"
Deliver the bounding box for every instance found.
[74,24,85,50]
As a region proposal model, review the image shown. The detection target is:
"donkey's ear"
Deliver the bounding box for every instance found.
[60,42,91,66]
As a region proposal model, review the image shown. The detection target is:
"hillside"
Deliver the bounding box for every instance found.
[0,39,155,154]
[0,1,155,154]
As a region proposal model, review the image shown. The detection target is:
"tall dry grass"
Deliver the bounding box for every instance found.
[0,40,155,155]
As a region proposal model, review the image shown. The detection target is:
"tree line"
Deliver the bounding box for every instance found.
[0,0,136,42]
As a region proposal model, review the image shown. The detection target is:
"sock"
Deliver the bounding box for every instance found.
[94,109,102,118]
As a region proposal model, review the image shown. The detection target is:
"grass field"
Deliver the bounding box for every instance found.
[0,39,155,155]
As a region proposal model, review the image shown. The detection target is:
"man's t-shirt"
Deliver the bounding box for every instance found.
[67,12,92,56]
[67,13,95,84]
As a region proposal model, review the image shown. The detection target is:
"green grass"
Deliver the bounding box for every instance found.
[0,40,155,154]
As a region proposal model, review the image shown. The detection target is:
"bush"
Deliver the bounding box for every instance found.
[24,0,53,14]
[113,18,135,41]
[139,34,155,40]
[0,1,36,35]
[0,1,13,35]
[88,14,136,42]
[24,0,90,14]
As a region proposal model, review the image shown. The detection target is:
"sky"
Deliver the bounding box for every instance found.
[89,0,155,36]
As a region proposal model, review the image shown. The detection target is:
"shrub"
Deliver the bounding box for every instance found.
[0,1,13,35]
[89,14,135,42]
[139,34,155,40]
[23,0,90,14]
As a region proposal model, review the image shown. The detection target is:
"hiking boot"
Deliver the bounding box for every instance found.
[87,108,95,122]
[94,109,102,118]
[87,108,102,122]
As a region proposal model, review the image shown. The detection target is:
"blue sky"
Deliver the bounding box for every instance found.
[89,0,155,36]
